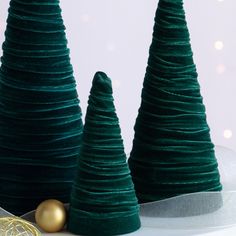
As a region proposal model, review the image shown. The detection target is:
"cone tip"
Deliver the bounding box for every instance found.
[93,71,112,94]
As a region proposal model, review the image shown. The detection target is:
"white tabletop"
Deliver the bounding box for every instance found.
[43,226,236,236]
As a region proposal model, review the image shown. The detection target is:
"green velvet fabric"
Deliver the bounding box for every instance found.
[0,0,83,215]
[128,0,222,203]
[68,72,140,236]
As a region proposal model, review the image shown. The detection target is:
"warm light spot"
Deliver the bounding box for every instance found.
[80,14,90,23]
[112,79,121,88]
[216,64,226,74]
[214,41,224,50]
[106,43,116,52]
[224,130,233,139]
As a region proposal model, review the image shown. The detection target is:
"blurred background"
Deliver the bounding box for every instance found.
[0,0,235,154]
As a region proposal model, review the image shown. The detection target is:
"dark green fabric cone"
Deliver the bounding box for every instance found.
[128,0,222,203]
[0,0,83,215]
[68,72,140,236]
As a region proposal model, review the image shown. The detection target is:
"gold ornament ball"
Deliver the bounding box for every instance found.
[35,199,67,233]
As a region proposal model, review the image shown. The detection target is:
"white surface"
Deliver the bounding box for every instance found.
[0,0,235,153]
[43,226,236,236]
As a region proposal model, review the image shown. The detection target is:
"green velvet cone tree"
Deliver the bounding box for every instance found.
[128,0,222,203]
[68,72,140,236]
[0,0,83,215]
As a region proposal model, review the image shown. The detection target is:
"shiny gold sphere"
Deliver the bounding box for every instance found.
[35,199,67,233]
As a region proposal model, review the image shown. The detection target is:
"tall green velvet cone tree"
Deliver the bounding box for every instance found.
[0,0,83,215]
[68,72,141,236]
[128,0,222,203]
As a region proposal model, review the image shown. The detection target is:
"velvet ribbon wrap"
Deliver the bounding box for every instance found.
[128,0,222,203]
[68,72,141,236]
[0,0,83,215]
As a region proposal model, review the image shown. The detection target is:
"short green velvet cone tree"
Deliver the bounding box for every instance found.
[68,72,141,236]
[128,0,222,203]
[0,0,83,215]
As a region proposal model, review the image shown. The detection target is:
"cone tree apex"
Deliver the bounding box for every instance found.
[12,0,60,5]
[92,71,113,95]
[161,0,183,3]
